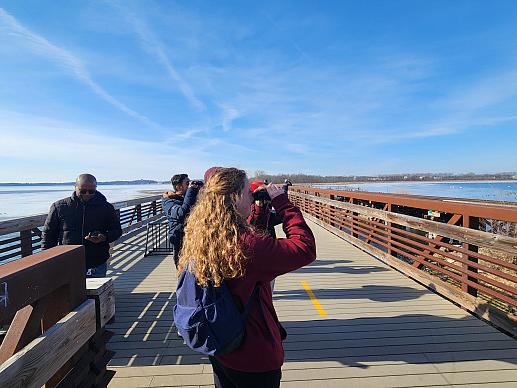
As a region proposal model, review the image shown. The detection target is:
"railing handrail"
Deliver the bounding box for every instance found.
[291,186,517,221]
[0,194,162,236]
[292,192,517,255]
[289,190,517,336]
[0,247,114,385]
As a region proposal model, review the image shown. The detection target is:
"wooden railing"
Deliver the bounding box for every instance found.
[289,187,517,336]
[0,194,159,386]
[0,246,115,387]
[0,195,163,263]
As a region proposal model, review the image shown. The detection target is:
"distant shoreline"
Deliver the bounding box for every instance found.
[1,178,516,186]
[312,179,517,185]
[0,181,168,186]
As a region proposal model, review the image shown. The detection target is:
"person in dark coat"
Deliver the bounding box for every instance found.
[41,174,122,277]
[162,173,201,268]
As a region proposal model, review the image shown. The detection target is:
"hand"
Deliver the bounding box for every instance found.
[189,180,204,188]
[85,233,107,244]
[252,185,271,203]
[265,183,284,200]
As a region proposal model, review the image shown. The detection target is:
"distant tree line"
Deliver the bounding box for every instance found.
[4,172,515,186]
[251,171,517,184]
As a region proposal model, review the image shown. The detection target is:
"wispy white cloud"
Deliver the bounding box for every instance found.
[0,7,162,130]
[355,114,517,144]
[0,111,209,181]
[220,104,240,132]
[441,70,517,112]
[0,110,258,181]
[2,3,515,178]
[285,143,309,154]
[175,128,206,140]
[382,70,517,142]
[108,1,206,112]
[260,11,310,62]
[215,59,517,146]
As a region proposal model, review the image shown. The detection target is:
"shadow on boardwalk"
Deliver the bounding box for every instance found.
[292,256,390,275]
[273,285,429,302]
[281,315,517,368]
[107,290,207,368]
[107,293,517,369]
[294,264,390,275]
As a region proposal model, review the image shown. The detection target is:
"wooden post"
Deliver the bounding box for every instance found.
[115,208,121,227]
[462,215,479,296]
[20,229,33,257]
[350,197,358,238]
[387,203,394,256]
[0,301,96,388]
[136,204,142,223]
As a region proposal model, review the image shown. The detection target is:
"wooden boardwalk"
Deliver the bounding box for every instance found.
[105,220,517,387]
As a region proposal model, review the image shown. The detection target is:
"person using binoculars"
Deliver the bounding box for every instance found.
[248,179,293,292]
[162,173,202,268]
[248,180,281,238]
[248,179,293,236]
[178,167,315,387]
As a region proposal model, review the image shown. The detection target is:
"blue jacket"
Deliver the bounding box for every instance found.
[161,187,199,248]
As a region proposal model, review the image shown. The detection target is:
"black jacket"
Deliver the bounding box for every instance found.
[161,187,199,250]
[41,191,122,268]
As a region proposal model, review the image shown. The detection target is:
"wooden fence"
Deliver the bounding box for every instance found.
[0,246,115,387]
[0,195,161,386]
[0,195,163,263]
[289,187,517,336]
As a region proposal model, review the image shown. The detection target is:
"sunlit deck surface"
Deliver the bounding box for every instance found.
[105,220,517,388]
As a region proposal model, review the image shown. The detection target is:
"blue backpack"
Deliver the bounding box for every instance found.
[173,269,260,356]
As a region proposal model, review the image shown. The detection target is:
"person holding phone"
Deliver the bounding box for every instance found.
[41,173,122,277]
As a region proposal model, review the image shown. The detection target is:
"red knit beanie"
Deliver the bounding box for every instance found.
[250,181,265,192]
[204,166,221,183]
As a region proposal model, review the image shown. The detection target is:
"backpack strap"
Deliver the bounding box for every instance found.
[242,283,260,318]
[241,284,276,343]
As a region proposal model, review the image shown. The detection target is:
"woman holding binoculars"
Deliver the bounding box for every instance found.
[178,167,316,388]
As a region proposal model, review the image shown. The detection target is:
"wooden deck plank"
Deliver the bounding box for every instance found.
[106,219,516,387]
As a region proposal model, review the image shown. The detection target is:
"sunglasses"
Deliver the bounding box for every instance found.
[79,189,96,195]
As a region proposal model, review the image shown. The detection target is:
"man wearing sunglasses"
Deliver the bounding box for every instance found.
[41,173,122,277]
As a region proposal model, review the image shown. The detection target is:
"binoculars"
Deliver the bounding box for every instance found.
[253,190,270,201]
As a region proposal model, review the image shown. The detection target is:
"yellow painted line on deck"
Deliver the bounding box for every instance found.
[301,280,328,317]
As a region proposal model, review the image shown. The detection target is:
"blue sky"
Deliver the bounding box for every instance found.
[1,0,516,182]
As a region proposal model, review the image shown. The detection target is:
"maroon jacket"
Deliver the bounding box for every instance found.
[247,202,282,238]
[217,193,316,372]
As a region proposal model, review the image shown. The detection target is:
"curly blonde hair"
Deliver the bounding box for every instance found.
[178,167,251,286]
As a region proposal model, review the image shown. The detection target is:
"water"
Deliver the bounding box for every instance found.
[313,181,517,203]
[0,183,169,221]
[0,181,516,222]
